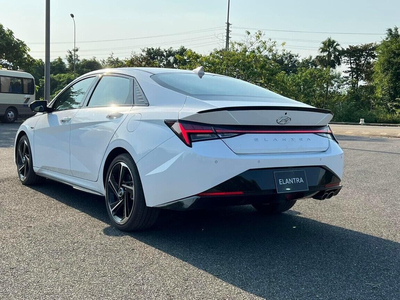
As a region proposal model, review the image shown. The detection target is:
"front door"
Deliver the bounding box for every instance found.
[33,77,97,175]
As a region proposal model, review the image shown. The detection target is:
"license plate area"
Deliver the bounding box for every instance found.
[274,170,309,194]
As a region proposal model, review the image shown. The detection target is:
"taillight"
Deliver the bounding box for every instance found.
[165,120,218,147]
[166,121,337,147]
[316,126,339,143]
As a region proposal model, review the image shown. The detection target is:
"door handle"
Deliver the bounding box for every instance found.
[106,112,123,120]
[61,117,72,123]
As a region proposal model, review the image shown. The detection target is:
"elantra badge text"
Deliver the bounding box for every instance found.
[278,177,305,185]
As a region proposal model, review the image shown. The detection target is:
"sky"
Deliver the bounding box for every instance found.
[2,0,399,62]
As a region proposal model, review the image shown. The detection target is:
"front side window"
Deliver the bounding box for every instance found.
[88,76,133,107]
[52,77,96,111]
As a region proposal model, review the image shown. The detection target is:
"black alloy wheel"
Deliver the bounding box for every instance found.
[16,136,42,185]
[105,154,159,231]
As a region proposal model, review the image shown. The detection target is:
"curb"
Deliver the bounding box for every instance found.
[330,122,400,127]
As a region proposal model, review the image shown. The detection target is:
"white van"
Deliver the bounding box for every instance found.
[0,69,36,123]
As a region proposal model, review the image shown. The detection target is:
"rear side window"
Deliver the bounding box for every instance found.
[88,76,133,107]
[133,80,149,106]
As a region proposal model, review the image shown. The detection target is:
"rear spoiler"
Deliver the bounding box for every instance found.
[198,106,332,115]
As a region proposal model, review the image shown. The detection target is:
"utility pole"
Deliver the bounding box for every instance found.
[70,14,76,78]
[44,0,50,100]
[225,0,231,51]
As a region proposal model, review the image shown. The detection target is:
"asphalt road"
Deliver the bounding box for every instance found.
[0,122,399,300]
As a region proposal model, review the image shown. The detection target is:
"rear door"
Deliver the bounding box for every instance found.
[69,75,134,181]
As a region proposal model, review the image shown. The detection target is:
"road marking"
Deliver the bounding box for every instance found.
[380,133,388,135]
[345,131,353,134]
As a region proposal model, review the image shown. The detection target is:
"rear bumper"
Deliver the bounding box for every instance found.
[137,137,344,207]
[157,166,342,210]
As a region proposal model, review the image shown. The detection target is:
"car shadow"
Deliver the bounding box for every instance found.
[29,180,400,300]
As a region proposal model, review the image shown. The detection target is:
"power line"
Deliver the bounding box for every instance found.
[49,40,220,59]
[234,26,384,36]
[27,27,225,45]
[29,34,222,54]
[231,33,378,45]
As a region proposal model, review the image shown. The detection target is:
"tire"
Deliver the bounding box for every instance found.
[252,200,297,214]
[16,135,44,185]
[2,107,18,123]
[105,153,159,231]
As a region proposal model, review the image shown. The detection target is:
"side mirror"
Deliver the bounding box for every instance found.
[29,100,51,113]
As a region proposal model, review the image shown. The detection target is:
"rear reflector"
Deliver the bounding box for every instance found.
[198,191,244,196]
[325,182,341,188]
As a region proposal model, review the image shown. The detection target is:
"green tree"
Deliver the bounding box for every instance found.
[49,73,74,98]
[25,58,44,99]
[189,31,287,92]
[316,38,342,69]
[66,48,80,74]
[51,57,67,75]
[373,27,400,113]
[316,38,343,106]
[76,57,102,76]
[126,46,188,68]
[101,53,126,68]
[342,43,376,89]
[0,23,32,70]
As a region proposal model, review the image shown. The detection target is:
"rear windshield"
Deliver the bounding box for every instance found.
[151,73,283,100]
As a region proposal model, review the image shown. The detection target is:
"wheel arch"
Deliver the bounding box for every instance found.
[14,130,27,162]
[102,147,131,187]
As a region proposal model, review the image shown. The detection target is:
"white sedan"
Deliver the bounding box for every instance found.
[15,67,343,231]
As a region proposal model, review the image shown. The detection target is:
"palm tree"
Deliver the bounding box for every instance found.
[316,38,342,107]
[316,38,342,69]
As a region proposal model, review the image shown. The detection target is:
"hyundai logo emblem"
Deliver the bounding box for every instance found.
[276,116,291,125]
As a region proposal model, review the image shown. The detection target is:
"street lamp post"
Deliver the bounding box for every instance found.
[44,0,50,100]
[70,13,76,78]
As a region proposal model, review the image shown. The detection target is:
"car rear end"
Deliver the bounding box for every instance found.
[136,70,343,209]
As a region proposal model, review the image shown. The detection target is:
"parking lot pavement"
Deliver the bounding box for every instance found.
[0,123,399,300]
[0,122,20,148]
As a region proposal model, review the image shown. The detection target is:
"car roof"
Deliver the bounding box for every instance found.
[85,67,208,78]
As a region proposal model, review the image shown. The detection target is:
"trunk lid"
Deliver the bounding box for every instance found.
[179,97,333,154]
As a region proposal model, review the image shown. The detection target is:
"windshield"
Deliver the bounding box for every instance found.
[151,73,285,100]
